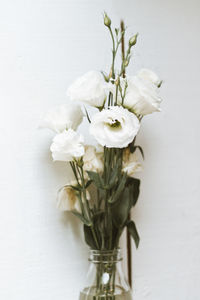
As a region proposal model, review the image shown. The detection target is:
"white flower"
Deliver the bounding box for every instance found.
[50,129,85,162]
[119,76,162,116]
[137,68,161,87]
[89,106,140,148]
[40,103,83,133]
[83,145,103,173]
[122,148,142,177]
[57,180,90,212]
[67,71,106,107]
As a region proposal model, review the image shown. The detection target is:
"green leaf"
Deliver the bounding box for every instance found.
[158,80,163,88]
[87,171,104,189]
[84,225,98,249]
[136,146,145,159]
[129,138,136,153]
[127,220,140,248]
[84,107,91,123]
[70,185,81,192]
[93,210,104,218]
[115,28,119,36]
[71,210,92,226]
[111,177,140,228]
[130,144,145,159]
[126,177,140,207]
[108,163,120,188]
[108,172,127,204]
[101,71,109,82]
[111,187,131,227]
[93,211,105,236]
[85,180,93,189]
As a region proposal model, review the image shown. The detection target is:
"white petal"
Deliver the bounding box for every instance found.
[50,129,85,162]
[40,103,83,133]
[67,71,106,107]
[89,106,140,148]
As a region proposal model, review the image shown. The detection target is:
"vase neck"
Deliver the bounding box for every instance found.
[89,249,122,263]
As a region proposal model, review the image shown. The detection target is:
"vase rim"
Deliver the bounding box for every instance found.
[88,248,122,263]
[89,248,121,253]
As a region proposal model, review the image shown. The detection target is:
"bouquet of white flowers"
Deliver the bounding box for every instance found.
[41,13,162,300]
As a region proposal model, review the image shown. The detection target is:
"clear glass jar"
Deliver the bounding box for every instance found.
[79,249,132,300]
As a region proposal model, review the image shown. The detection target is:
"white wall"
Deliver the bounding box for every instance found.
[0,0,200,299]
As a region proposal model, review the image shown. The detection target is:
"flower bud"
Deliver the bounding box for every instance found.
[104,13,111,27]
[157,80,163,88]
[109,68,113,79]
[77,158,84,168]
[101,71,109,82]
[129,33,138,47]
[115,77,120,86]
[124,60,129,67]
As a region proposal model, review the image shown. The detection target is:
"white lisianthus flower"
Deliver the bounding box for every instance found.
[57,180,90,212]
[89,106,140,148]
[50,129,85,162]
[40,103,83,133]
[122,148,142,177]
[137,68,161,87]
[83,145,103,173]
[67,71,106,108]
[119,76,162,116]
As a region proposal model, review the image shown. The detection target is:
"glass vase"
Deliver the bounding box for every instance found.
[79,249,132,300]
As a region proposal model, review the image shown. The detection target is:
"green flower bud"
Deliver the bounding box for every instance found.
[101,71,109,82]
[76,158,84,168]
[157,80,163,88]
[124,60,129,67]
[109,69,113,79]
[129,33,138,47]
[115,77,120,86]
[104,13,111,27]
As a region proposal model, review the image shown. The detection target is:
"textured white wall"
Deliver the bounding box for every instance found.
[0,0,200,299]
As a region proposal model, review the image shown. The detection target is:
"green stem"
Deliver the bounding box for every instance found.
[108,91,112,107]
[70,162,80,186]
[108,27,116,79]
[115,83,119,106]
[79,165,100,249]
[69,162,86,219]
[121,80,128,106]
[120,45,131,76]
[70,161,100,249]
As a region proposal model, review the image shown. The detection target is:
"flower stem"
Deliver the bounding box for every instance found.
[108,27,116,79]
[79,165,100,249]
[70,162,86,218]
[120,20,126,79]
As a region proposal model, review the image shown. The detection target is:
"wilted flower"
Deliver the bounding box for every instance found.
[57,180,90,212]
[50,129,85,162]
[57,182,80,212]
[89,106,140,148]
[57,180,90,213]
[40,103,83,133]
